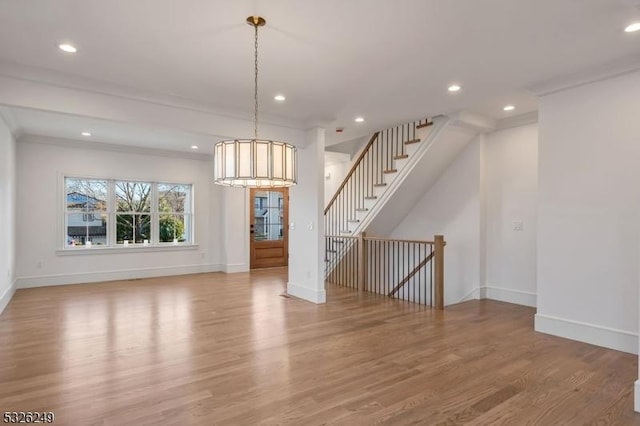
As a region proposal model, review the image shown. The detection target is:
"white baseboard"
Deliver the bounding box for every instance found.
[287,281,326,304]
[481,285,537,308]
[535,313,638,355]
[223,263,249,274]
[0,280,17,316]
[16,263,223,288]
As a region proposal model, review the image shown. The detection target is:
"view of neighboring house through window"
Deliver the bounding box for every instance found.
[66,178,108,246]
[64,177,193,248]
[253,190,284,241]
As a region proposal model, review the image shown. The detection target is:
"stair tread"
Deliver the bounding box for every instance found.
[348,219,360,223]
[340,230,352,233]
[394,154,409,160]
[404,138,421,145]
[364,196,377,200]
[416,121,433,129]
[355,208,369,211]
[374,183,387,187]
[326,249,337,253]
[383,169,398,174]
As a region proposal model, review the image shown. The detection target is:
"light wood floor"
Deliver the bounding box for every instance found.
[1,268,639,425]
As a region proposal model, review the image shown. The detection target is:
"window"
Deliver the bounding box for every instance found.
[252,190,284,241]
[158,183,192,243]
[115,181,151,244]
[65,179,108,247]
[64,177,194,249]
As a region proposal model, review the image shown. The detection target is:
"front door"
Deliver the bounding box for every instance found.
[250,188,288,269]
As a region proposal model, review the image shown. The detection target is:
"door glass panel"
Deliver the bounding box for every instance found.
[253,190,284,241]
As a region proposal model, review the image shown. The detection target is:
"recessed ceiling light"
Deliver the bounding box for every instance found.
[81,132,91,137]
[625,22,640,33]
[58,43,77,53]
[274,94,286,101]
[354,117,365,123]
[448,84,461,92]
[503,105,515,111]
[190,145,199,150]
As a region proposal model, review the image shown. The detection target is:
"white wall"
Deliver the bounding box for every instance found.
[288,128,325,303]
[391,137,483,305]
[324,158,350,206]
[484,124,538,306]
[387,122,539,308]
[15,138,229,287]
[221,186,249,273]
[0,116,16,314]
[536,70,640,355]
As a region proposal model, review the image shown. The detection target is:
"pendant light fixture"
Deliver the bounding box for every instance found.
[213,16,297,188]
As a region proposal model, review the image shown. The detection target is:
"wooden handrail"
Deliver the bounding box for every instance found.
[388,251,435,297]
[325,235,359,240]
[324,132,380,214]
[364,236,437,245]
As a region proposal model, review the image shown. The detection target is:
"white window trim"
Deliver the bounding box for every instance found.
[60,173,196,253]
[56,244,199,256]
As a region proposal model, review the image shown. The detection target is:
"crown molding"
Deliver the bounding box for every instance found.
[496,111,538,130]
[19,133,212,161]
[529,55,640,97]
[0,59,305,131]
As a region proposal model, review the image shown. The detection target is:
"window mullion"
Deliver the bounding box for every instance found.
[63,177,68,248]
[152,182,158,245]
[108,180,116,247]
[188,185,194,244]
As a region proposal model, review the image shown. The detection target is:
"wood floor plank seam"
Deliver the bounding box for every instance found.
[0,268,638,425]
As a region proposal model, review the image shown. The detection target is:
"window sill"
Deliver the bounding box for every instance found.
[56,244,200,256]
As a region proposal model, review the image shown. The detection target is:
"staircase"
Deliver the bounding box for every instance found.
[324,114,481,301]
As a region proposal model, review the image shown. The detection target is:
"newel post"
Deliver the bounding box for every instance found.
[358,232,367,291]
[434,235,445,310]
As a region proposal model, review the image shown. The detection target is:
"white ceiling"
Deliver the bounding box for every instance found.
[1,106,219,154]
[0,0,639,150]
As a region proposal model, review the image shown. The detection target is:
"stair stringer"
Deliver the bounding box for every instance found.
[339,115,483,238]
[365,120,482,236]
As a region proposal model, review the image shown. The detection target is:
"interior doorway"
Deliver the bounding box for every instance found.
[249,188,289,269]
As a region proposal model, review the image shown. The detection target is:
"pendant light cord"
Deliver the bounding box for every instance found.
[254,23,259,140]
